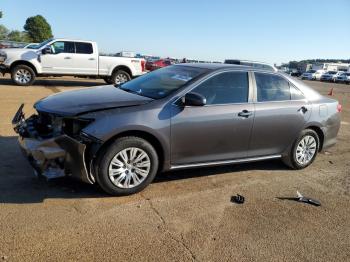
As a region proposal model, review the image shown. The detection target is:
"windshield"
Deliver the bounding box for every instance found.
[328,71,337,74]
[307,70,316,73]
[119,65,208,99]
[29,39,53,49]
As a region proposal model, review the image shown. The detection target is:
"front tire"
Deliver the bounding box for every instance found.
[96,137,159,196]
[11,65,36,86]
[282,129,320,169]
[110,70,131,85]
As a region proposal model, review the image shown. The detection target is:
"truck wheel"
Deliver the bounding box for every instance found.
[95,136,159,196]
[11,65,36,86]
[111,70,131,85]
[282,129,319,170]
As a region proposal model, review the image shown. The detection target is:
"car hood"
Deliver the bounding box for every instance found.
[34,85,153,116]
[0,48,38,55]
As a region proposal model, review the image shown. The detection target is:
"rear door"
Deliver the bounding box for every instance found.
[248,72,311,157]
[170,71,255,165]
[72,42,98,75]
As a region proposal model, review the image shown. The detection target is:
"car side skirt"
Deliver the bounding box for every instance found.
[170,154,281,170]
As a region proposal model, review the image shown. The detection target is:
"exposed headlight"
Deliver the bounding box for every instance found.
[62,118,94,138]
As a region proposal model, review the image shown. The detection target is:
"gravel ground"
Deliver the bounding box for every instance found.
[0,76,349,262]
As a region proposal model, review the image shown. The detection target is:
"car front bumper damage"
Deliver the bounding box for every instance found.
[13,104,96,184]
[0,64,9,75]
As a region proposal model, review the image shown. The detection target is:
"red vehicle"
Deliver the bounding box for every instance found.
[146,59,172,71]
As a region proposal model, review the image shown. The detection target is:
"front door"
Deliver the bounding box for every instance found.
[40,41,76,74]
[171,71,254,165]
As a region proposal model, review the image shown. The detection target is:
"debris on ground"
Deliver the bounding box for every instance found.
[231,194,245,204]
[277,191,321,206]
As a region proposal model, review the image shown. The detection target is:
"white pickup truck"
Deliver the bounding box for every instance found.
[0,38,146,86]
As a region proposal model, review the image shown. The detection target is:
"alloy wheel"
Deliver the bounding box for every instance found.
[108,147,151,188]
[114,73,129,85]
[15,69,32,84]
[295,135,317,165]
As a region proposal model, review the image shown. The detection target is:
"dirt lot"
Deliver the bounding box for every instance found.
[0,76,349,262]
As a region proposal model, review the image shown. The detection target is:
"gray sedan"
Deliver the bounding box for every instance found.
[13,63,341,195]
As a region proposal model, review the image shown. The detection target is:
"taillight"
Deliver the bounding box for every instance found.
[141,60,146,71]
[337,103,342,112]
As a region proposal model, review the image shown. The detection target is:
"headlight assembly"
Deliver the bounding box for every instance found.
[62,118,94,138]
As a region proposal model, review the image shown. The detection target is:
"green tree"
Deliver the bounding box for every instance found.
[0,24,9,39]
[7,30,30,42]
[24,15,53,42]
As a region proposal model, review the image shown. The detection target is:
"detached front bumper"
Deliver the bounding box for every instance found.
[13,104,95,184]
[18,135,94,184]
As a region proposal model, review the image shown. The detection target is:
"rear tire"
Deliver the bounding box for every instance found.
[95,137,159,196]
[282,129,320,170]
[110,70,131,85]
[11,65,35,86]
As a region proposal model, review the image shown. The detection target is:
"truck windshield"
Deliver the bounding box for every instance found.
[119,65,208,99]
[29,39,53,49]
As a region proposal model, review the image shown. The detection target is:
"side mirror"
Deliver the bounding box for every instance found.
[42,46,52,55]
[182,92,206,106]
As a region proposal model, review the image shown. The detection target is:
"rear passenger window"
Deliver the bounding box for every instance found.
[192,71,248,104]
[255,73,290,102]
[75,42,93,54]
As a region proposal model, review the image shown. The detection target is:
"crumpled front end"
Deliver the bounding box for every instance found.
[12,104,100,184]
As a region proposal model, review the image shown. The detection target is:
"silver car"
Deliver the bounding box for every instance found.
[13,64,341,195]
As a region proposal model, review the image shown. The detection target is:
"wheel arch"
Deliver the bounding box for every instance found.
[111,65,132,78]
[10,60,38,75]
[93,130,166,173]
[305,125,324,151]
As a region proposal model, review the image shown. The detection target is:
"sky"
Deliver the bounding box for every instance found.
[1,0,349,64]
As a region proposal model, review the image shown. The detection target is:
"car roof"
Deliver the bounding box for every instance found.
[177,63,252,70]
[176,63,277,74]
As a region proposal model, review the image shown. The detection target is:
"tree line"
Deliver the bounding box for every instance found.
[0,11,53,43]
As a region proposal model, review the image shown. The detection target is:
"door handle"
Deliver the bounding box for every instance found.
[298,106,308,114]
[238,110,253,118]
[88,58,95,61]
[64,57,72,59]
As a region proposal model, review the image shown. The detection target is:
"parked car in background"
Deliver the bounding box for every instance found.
[314,70,326,80]
[0,38,146,86]
[12,63,341,195]
[301,70,316,80]
[343,73,350,84]
[224,59,277,72]
[320,71,337,82]
[289,69,302,77]
[332,71,346,82]
[145,58,173,71]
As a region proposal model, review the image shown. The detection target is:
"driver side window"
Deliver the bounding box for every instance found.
[50,41,75,54]
[192,71,249,105]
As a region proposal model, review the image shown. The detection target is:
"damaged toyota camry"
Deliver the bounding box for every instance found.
[12,64,341,195]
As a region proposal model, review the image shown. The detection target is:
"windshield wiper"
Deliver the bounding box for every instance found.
[118,86,140,95]
[117,85,155,99]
